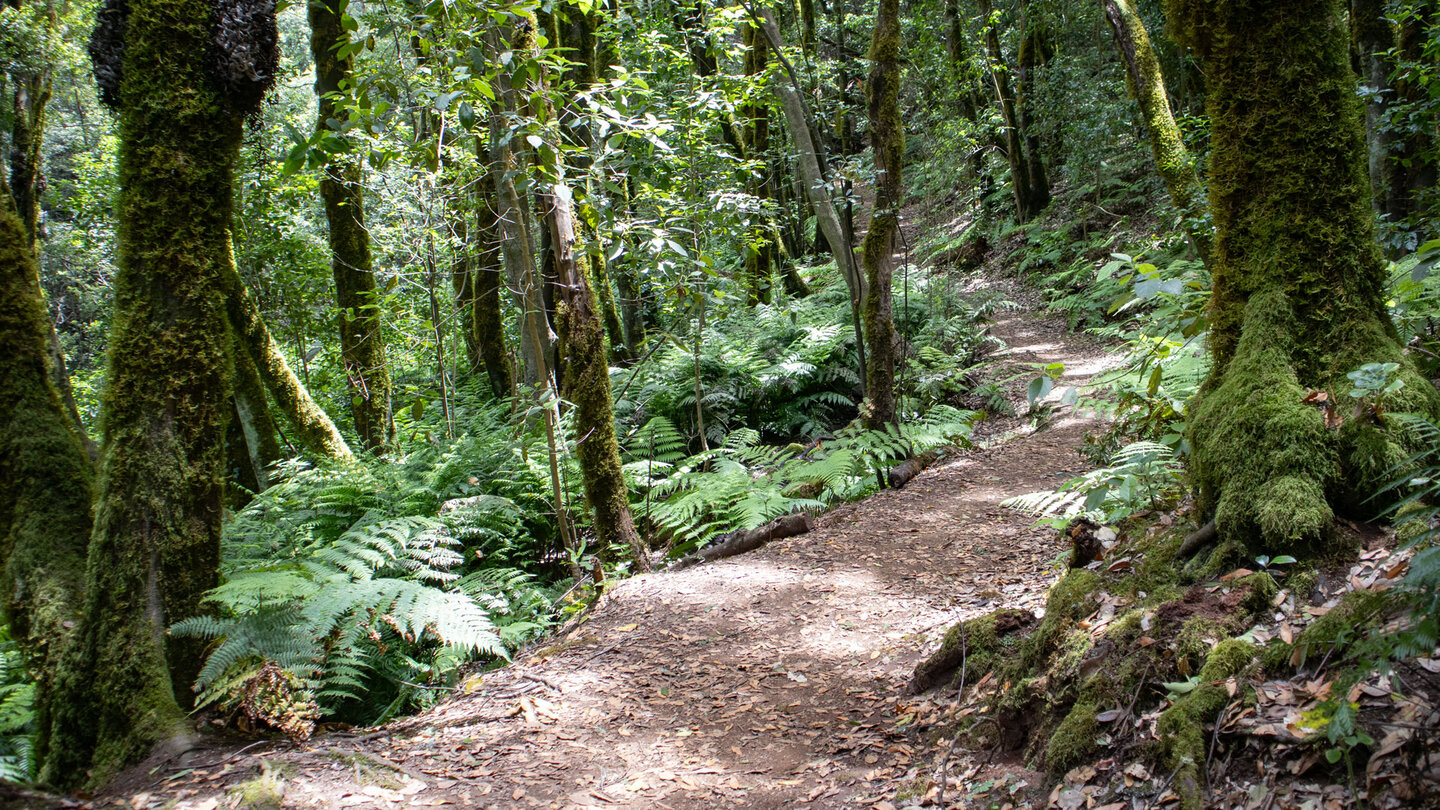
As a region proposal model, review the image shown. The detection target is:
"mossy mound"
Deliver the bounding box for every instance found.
[909,608,1037,694]
[915,522,1292,788]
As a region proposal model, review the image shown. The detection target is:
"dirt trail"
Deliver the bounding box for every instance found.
[115,277,1124,810]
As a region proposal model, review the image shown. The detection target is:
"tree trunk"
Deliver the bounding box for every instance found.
[670,0,746,157]
[450,210,484,375]
[0,177,92,782]
[1351,0,1397,219]
[7,8,93,455]
[230,330,282,493]
[220,259,353,461]
[472,169,517,398]
[753,6,868,391]
[311,0,392,453]
[861,0,902,429]
[977,0,1036,222]
[46,0,276,782]
[515,11,651,570]
[1015,6,1051,214]
[1390,1,1438,225]
[1099,0,1210,262]
[742,23,774,305]
[1170,0,1440,568]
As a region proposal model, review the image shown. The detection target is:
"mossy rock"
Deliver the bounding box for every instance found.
[229,775,284,810]
[910,608,1037,693]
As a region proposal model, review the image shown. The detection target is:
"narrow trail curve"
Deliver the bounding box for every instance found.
[194,282,1124,810]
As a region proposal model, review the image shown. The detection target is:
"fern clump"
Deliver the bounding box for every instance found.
[628,407,978,558]
[173,460,530,727]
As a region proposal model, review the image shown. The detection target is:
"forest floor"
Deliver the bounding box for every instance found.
[62,231,1133,809]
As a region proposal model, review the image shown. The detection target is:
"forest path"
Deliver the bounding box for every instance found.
[115,273,1125,810]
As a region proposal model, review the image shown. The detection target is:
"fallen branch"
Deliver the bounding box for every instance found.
[669,514,815,570]
[887,450,940,489]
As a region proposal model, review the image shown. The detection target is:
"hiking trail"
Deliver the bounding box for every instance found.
[94,260,1126,810]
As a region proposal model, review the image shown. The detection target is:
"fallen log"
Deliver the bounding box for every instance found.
[887,450,940,489]
[669,513,815,570]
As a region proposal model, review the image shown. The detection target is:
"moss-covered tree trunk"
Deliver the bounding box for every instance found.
[1015,6,1051,215]
[861,0,901,429]
[0,176,93,783]
[514,11,651,570]
[1100,0,1209,262]
[742,23,774,305]
[230,331,282,494]
[471,174,517,398]
[1171,0,1440,560]
[221,258,353,460]
[977,0,1037,222]
[45,0,278,783]
[1351,0,1398,218]
[310,0,392,453]
[1390,1,1438,225]
[7,3,93,455]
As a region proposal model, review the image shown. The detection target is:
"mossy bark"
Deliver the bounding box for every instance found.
[1100,0,1209,262]
[45,0,254,782]
[310,0,392,453]
[860,0,901,429]
[0,179,93,780]
[742,23,774,305]
[229,327,282,494]
[1169,0,1440,554]
[220,258,353,461]
[977,0,1037,222]
[471,175,516,398]
[517,11,651,570]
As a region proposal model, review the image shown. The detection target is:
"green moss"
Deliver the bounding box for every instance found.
[230,775,284,810]
[1017,569,1102,673]
[310,0,392,454]
[1157,639,1256,810]
[0,178,94,783]
[220,255,352,461]
[1045,702,1099,774]
[42,0,256,784]
[1277,589,1394,670]
[911,608,1035,693]
[1173,0,1440,556]
[859,0,902,428]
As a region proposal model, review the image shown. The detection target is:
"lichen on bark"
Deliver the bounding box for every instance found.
[1170,0,1440,555]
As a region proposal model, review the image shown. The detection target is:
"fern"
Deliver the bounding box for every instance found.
[1003,441,1183,528]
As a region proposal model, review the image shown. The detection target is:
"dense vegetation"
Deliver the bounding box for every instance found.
[0,0,1436,797]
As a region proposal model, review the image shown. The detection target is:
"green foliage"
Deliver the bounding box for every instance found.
[0,627,35,783]
[629,407,977,556]
[1002,441,1183,528]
